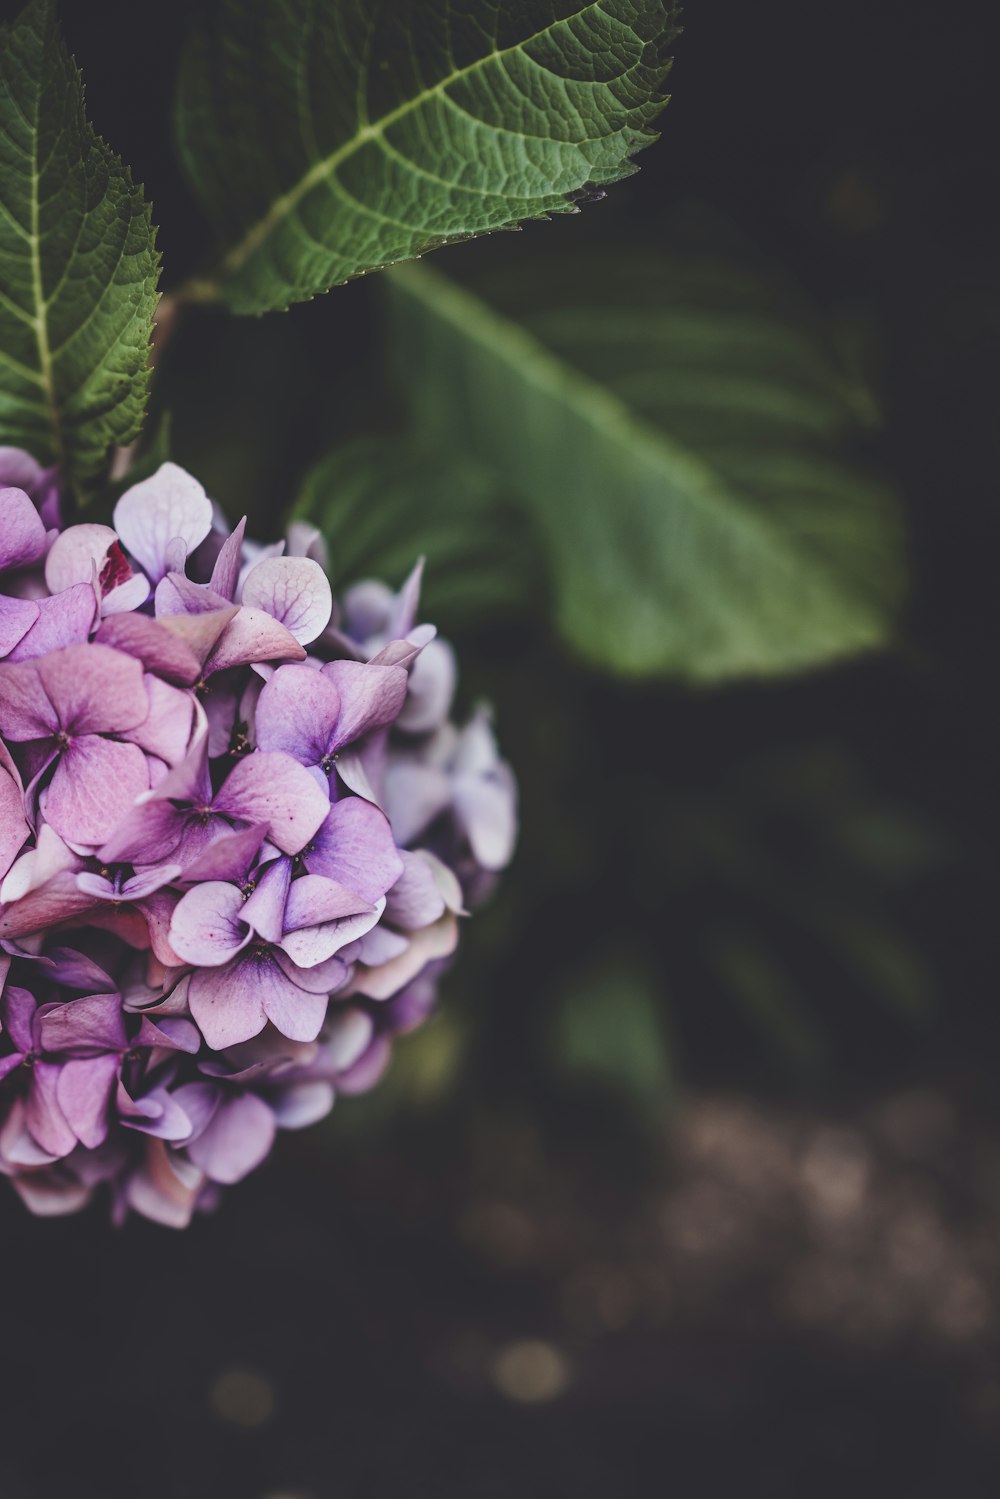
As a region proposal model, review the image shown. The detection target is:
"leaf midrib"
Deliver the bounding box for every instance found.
[27,43,62,475]
[218,0,617,279]
[388,263,883,616]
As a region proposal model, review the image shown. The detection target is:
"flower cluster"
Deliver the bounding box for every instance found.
[0,450,516,1225]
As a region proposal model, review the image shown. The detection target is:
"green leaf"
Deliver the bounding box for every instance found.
[175,0,678,314]
[550,953,672,1106]
[296,434,539,625]
[384,255,906,680]
[0,0,160,489]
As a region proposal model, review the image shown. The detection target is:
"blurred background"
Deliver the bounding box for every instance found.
[2,0,997,1493]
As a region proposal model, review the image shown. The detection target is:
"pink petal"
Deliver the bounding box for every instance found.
[204,607,307,674]
[36,642,149,735]
[25,1062,76,1157]
[113,462,213,583]
[6,583,96,661]
[241,555,333,645]
[351,913,459,1001]
[43,736,150,846]
[0,485,48,570]
[0,595,39,657]
[0,661,55,740]
[95,612,203,685]
[122,675,195,766]
[56,1054,120,1149]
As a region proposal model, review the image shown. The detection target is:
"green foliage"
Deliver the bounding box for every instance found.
[297,435,539,626]
[385,256,905,681]
[550,953,672,1106]
[175,0,678,314]
[0,0,159,490]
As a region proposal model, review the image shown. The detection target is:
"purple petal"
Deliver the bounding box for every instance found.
[122,675,195,766]
[0,660,55,739]
[36,993,127,1053]
[113,463,213,584]
[204,607,307,674]
[324,1008,376,1071]
[382,761,453,848]
[42,736,150,846]
[95,612,203,685]
[384,850,447,929]
[184,1091,276,1184]
[1,984,36,1051]
[259,971,329,1043]
[188,951,292,1049]
[209,517,247,601]
[0,485,48,571]
[56,1054,120,1148]
[274,949,349,995]
[179,823,269,884]
[241,857,291,944]
[351,913,459,1001]
[0,595,39,657]
[212,751,330,855]
[284,873,372,930]
[169,881,250,967]
[254,663,341,766]
[0,747,29,880]
[6,583,96,662]
[322,660,408,750]
[270,1081,335,1129]
[25,1062,77,1156]
[119,1083,196,1142]
[125,1138,205,1228]
[396,639,457,733]
[304,797,403,902]
[36,642,149,736]
[279,897,383,968]
[241,555,333,645]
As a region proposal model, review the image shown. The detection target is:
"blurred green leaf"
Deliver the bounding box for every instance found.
[0,0,160,491]
[175,0,679,314]
[385,256,905,681]
[296,434,539,625]
[551,955,672,1106]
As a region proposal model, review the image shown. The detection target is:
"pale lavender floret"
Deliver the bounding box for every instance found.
[0,453,517,1225]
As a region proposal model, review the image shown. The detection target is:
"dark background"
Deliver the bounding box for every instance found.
[2,1,997,1494]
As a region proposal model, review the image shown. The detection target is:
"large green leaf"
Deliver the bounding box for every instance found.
[0,0,160,488]
[297,434,538,625]
[175,0,678,314]
[384,256,906,680]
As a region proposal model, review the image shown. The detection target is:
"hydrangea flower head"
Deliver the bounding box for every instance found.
[0,455,516,1225]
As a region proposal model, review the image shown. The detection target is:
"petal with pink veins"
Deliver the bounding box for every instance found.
[241,555,333,645]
